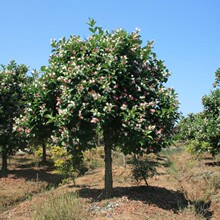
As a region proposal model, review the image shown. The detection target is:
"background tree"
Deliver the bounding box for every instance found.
[213,67,220,87]
[0,61,28,175]
[176,68,220,156]
[175,113,205,143]
[38,19,179,197]
[201,88,220,155]
[15,70,58,164]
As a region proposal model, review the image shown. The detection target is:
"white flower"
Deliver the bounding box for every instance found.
[58,108,67,115]
[148,125,156,131]
[104,103,114,113]
[137,86,141,92]
[68,100,75,107]
[121,104,127,110]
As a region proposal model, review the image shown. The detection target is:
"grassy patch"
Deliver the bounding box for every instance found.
[32,192,87,220]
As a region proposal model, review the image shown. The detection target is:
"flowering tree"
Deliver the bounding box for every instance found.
[0,61,28,175]
[14,69,59,164]
[40,19,179,197]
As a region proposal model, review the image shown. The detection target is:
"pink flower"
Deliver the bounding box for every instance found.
[35,93,40,98]
[40,103,46,110]
[91,117,99,124]
[25,129,30,134]
[150,109,155,114]
[56,96,61,106]
[113,96,119,101]
[94,48,98,52]
[17,127,24,132]
[50,72,56,78]
[129,95,134,100]
[156,128,163,135]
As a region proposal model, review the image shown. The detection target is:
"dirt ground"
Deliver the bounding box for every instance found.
[1,148,220,220]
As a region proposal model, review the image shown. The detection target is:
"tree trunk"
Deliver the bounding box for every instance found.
[103,127,113,198]
[1,146,8,176]
[42,143,47,164]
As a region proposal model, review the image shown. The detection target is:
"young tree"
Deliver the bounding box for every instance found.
[39,19,179,197]
[0,61,28,175]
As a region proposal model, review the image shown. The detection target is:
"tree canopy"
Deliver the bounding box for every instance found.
[0,61,28,175]
[34,19,179,197]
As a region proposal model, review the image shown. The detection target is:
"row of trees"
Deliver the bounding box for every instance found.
[0,19,180,197]
[176,68,220,156]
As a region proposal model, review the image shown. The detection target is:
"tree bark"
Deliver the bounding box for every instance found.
[1,146,8,176]
[103,127,113,198]
[42,143,47,164]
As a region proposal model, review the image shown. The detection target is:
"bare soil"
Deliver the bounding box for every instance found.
[1,147,220,220]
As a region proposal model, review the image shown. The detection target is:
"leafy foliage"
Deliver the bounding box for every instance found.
[0,61,29,173]
[41,19,179,155]
[201,89,220,155]
[130,156,158,186]
[213,67,220,87]
[176,68,220,156]
[51,146,77,181]
[14,69,58,163]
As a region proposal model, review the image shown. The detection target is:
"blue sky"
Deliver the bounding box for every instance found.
[1,0,219,115]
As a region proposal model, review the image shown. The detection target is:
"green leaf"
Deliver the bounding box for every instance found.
[45,114,55,124]
[87,18,96,27]
[89,27,95,33]
[41,66,46,72]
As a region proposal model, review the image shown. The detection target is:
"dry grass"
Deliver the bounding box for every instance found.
[32,192,87,220]
[161,146,220,219]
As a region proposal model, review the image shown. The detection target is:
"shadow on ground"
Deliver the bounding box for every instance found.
[78,185,213,218]
[78,185,188,212]
[205,161,220,167]
[0,163,64,187]
[8,169,63,186]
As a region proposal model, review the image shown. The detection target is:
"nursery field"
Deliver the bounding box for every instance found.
[1,146,220,220]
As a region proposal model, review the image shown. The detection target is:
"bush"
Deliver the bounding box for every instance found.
[186,140,212,156]
[51,146,76,179]
[130,155,158,186]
